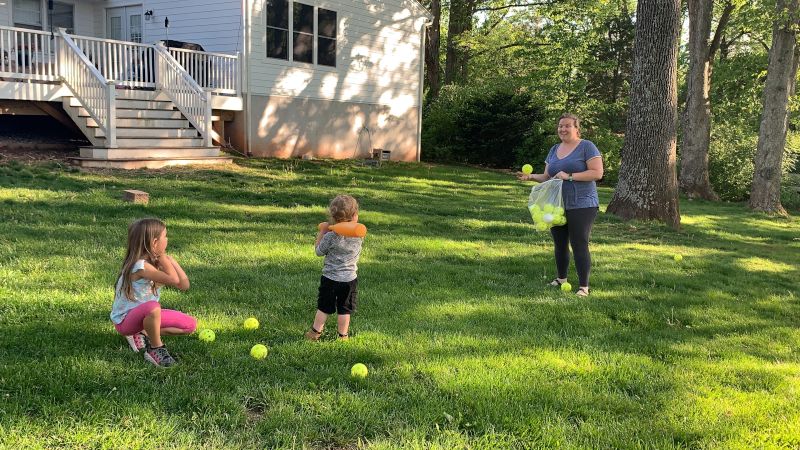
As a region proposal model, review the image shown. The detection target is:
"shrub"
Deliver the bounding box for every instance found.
[422,85,547,168]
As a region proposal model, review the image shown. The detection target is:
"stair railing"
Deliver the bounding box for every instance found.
[57,28,116,148]
[154,43,212,147]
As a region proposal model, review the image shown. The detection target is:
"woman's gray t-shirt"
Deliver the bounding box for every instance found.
[544,140,602,210]
[315,232,362,282]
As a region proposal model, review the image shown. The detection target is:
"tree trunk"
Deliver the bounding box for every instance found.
[607,0,682,228]
[444,0,474,85]
[749,0,800,214]
[680,0,718,200]
[425,0,442,100]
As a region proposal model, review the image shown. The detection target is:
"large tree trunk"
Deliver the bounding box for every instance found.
[425,0,442,99]
[607,0,682,228]
[680,0,718,200]
[749,0,800,214]
[444,0,474,85]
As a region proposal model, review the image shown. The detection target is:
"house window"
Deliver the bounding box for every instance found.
[317,8,336,67]
[266,0,289,60]
[14,0,43,30]
[292,2,313,63]
[51,2,75,34]
[267,1,336,67]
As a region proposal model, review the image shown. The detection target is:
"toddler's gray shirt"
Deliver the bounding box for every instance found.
[316,232,363,282]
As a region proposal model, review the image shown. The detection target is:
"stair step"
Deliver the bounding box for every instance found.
[69,98,175,110]
[79,146,221,159]
[95,128,199,138]
[74,107,184,120]
[116,99,175,110]
[114,89,168,101]
[116,109,184,119]
[69,155,233,170]
[86,118,190,128]
[115,137,205,147]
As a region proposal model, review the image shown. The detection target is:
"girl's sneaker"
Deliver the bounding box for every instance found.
[124,333,148,352]
[143,345,177,367]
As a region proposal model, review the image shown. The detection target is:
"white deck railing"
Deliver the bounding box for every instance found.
[168,48,239,95]
[70,35,156,89]
[57,30,116,147]
[0,27,59,81]
[0,25,239,148]
[155,44,212,146]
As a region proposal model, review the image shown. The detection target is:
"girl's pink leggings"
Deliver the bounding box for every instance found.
[114,301,197,336]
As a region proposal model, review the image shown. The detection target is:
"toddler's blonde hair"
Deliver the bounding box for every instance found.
[328,195,359,224]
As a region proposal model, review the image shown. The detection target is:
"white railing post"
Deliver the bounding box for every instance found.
[205,91,213,147]
[235,51,241,96]
[154,42,163,89]
[106,81,117,148]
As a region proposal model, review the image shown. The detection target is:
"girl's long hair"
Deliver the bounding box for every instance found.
[117,218,165,300]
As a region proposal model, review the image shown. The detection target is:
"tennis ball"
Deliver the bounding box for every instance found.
[554,206,565,216]
[530,204,541,213]
[543,204,554,213]
[542,213,554,224]
[673,254,683,262]
[521,164,533,174]
[351,363,369,379]
[198,329,215,343]
[561,282,572,292]
[243,317,259,330]
[250,344,268,360]
[536,222,549,232]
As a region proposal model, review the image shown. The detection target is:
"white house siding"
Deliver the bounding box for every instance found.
[0,1,10,27]
[73,1,98,35]
[142,0,242,52]
[243,0,429,161]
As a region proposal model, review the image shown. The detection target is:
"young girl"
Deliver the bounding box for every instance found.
[305,195,363,341]
[110,218,196,367]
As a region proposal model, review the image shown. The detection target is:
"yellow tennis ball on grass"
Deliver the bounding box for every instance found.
[522,164,533,174]
[198,329,215,343]
[674,254,683,262]
[351,363,369,379]
[243,317,259,330]
[250,344,268,360]
[561,282,572,292]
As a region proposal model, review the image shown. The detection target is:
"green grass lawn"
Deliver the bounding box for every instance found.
[1,158,798,449]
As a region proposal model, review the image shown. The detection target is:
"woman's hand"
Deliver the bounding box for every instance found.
[517,173,532,181]
[554,171,570,181]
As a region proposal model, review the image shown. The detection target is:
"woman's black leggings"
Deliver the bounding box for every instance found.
[550,207,598,287]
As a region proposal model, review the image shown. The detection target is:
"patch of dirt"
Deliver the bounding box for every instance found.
[0,115,87,163]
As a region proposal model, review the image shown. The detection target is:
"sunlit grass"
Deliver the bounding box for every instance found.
[0,158,799,448]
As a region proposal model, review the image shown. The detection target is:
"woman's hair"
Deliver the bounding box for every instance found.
[328,195,359,224]
[117,218,165,300]
[559,113,581,136]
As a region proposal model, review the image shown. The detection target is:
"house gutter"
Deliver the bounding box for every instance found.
[244,0,253,156]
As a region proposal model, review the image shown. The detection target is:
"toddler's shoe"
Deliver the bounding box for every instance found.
[304,328,322,341]
[124,332,148,352]
[143,345,176,367]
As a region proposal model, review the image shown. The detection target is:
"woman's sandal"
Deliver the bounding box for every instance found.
[549,279,565,287]
[576,287,590,297]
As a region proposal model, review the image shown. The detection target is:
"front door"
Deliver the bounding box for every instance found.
[106,6,143,43]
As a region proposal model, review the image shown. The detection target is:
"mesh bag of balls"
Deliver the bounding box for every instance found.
[527,179,566,231]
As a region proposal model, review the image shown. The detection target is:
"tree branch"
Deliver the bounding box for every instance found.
[709,1,735,59]
[474,1,555,13]
[472,41,548,57]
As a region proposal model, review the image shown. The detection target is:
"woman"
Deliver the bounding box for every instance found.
[519,113,604,297]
